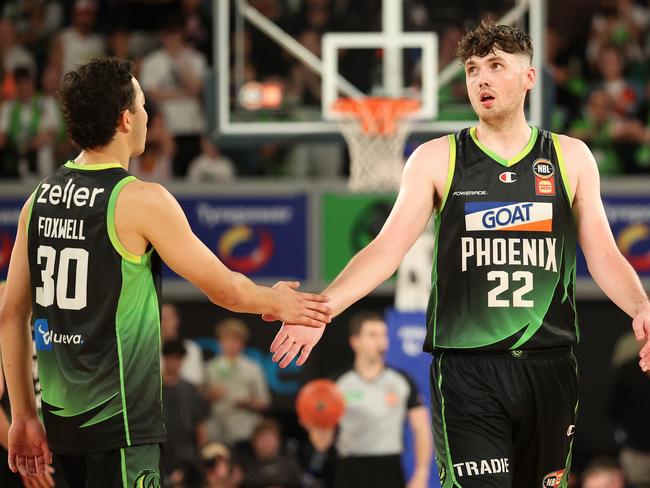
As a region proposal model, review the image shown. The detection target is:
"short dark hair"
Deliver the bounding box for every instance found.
[348,311,385,337]
[162,339,186,357]
[57,57,136,150]
[252,418,281,439]
[456,20,533,64]
[13,66,33,83]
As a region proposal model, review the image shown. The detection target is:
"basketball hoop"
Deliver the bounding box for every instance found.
[332,97,420,191]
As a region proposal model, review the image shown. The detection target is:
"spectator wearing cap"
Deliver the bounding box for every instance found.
[49,0,105,77]
[204,319,271,447]
[0,18,36,86]
[162,339,210,488]
[201,442,235,488]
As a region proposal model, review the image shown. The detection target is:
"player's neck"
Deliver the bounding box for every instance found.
[74,143,131,170]
[354,357,385,380]
[475,114,532,160]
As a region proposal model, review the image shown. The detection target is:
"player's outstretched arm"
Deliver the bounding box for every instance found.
[567,136,650,369]
[270,137,449,368]
[322,136,447,317]
[117,181,330,326]
[0,203,52,477]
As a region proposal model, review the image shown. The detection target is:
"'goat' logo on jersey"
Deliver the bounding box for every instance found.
[465,202,553,232]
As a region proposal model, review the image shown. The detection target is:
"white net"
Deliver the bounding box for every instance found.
[335,98,416,192]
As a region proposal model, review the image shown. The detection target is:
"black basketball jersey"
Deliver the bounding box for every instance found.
[27,161,165,454]
[425,127,579,352]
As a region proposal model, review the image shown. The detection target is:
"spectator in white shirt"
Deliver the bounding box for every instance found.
[140,17,207,177]
[161,302,205,387]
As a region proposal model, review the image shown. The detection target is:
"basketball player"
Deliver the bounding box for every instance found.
[0,58,330,485]
[269,21,650,487]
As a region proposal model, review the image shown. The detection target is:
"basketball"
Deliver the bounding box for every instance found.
[295,379,345,428]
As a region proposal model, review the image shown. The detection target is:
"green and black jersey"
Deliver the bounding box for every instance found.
[27,161,165,454]
[425,127,578,352]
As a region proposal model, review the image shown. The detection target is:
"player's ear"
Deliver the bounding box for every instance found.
[524,65,536,90]
[118,109,131,133]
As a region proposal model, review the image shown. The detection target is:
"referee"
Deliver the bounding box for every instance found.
[306,312,432,488]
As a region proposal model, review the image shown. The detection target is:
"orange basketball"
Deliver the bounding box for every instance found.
[296,379,345,428]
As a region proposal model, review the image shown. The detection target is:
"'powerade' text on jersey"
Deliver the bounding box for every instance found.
[27,161,165,454]
[425,128,578,352]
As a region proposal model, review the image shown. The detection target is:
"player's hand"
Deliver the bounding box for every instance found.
[20,464,56,487]
[634,305,650,372]
[7,415,52,478]
[268,281,331,328]
[270,322,325,368]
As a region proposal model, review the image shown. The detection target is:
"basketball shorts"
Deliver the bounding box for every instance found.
[430,348,578,488]
[55,443,161,488]
[333,454,405,488]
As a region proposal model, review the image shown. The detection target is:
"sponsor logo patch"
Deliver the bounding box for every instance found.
[34,319,83,351]
[465,202,553,232]
[499,172,517,183]
[542,469,565,487]
[533,159,557,196]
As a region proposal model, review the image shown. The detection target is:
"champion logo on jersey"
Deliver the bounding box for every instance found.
[465,202,553,232]
[499,172,517,183]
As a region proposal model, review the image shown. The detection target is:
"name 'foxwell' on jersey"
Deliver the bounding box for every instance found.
[461,201,557,272]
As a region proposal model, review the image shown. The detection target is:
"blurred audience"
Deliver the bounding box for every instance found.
[140,17,207,177]
[233,419,303,488]
[201,442,235,488]
[204,319,270,447]
[162,340,209,488]
[187,138,235,183]
[581,457,626,488]
[608,337,650,488]
[0,66,59,179]
[49,0,105,78]
[129,103,175,183]
[161,303,205,386]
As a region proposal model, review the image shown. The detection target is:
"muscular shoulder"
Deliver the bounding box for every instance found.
[117,178,173,214]
[554,133,599,197]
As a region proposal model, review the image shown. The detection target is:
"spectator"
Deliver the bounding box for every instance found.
[129,104,175,183]
[140,17,207,177]
[304,311,432,488]
[187,137,235,183]
[569,89,629,174]
[608,347,650,488]
[201,442,235,488]
[204,319,271,447]
[0,18,36,99]
[49,0,105,77]
[594,45,642,117]
[581,457,626,488]
[161,303,205,386]
[182,0,212,60]
[162,340,209,488]
[234,419,303,488]
[0,66,60,179]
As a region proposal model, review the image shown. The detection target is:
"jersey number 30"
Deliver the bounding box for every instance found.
[35,245,89,310]
[487,270,534,308]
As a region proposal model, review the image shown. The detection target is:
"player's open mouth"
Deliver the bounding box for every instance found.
[480,93,495,107]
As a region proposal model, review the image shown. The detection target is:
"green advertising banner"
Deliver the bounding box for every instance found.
[322,192,397,281]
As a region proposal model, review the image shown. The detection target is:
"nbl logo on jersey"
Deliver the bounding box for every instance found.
[465,202,553,232]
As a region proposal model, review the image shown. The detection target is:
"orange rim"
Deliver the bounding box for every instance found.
[332,97,420,135]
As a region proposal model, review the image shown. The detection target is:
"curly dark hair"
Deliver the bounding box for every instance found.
[57,57,136,150]
[456,20,533,64]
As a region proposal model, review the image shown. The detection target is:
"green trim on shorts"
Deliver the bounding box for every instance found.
[437,354,463,488]
[120,448,128,488]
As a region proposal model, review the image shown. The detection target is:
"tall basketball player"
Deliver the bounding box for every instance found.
[269,21,650,487]
[0,58,330,486]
